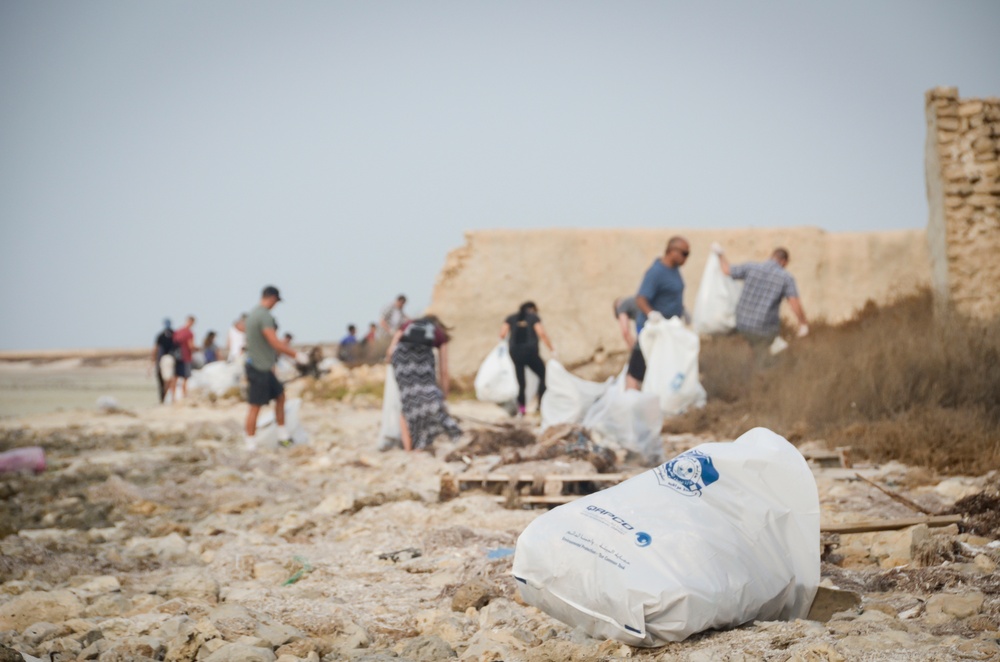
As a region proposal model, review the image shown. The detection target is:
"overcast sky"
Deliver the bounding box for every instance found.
[1,1,998,351]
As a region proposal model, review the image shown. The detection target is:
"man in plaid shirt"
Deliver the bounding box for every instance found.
[716,245,808,361]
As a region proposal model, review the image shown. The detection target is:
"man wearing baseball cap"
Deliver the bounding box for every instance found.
[244,285,309,448]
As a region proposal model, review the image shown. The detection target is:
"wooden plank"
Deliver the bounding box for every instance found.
[853,472,939,515]
[456,473,628,483]
[821,514,962,534]
[493,495,577,505]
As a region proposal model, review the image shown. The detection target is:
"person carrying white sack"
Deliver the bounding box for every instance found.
[244,285,311,449]
[627,236,690,390]
[715,244,809,364]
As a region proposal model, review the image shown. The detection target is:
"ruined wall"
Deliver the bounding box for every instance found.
[428,227,931,379]
[925,87,1000,320]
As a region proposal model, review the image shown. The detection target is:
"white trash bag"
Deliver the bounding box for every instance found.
[377,364,403,451]
[582,370,664,465]
[188,361,243,396]
[512,427,821,646]
[691,252,742,335]
[639,316,707,416]
[540,360,610,429]
[255,398,308,447]
[474,342,518,403]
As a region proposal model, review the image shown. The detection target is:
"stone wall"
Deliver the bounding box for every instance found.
[428,227,931,379]
[925,87,1000,320]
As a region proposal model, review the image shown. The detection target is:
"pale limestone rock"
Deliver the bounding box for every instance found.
[413,609,472,645]
[253,561,290,584]
[69,575,121,600]
[156,569,220,604]
[83,593,132,618]
[926,591,985,619]
[450,581,491,612]
[201,642,277,662]
[933,477,981,501]
[398,634,457,660]
[0,590,84,631]
[126,532,192,562]
[311,493,354,516]
[787,642,846,662]
[20,622,60,646]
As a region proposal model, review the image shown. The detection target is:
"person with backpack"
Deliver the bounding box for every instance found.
[386,315,461,451]
[499,301,556,416]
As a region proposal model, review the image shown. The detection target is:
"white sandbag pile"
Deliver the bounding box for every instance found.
[691,252,741,335]
[512,427,820,646]
[638,316,707,416]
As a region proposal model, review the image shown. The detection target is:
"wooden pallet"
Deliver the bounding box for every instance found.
[801,446,852,468]
[440,472,630,507]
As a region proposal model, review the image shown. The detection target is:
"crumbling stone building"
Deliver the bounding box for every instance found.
[925,87,1000,320]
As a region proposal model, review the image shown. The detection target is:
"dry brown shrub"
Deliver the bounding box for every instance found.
[680,291,1000,474]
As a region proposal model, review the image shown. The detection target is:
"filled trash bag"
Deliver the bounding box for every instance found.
[513,427,820,646]
[254,398,308,447]
[377,365,403,450]
[540,360,610,429]
[474,342,518,403]
[639,316,707,416]
[188,360,243,396]
[691,252,742,335]
[582,370,664,465]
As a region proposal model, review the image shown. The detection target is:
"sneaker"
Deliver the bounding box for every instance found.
[517,405,526,418]
[278,439,293,448]
[244,435,258,451]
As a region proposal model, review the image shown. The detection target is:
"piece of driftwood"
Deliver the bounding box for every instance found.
[820,514,962,534]
[853,472,939,515]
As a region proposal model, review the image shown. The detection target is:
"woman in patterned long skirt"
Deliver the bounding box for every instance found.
[387,315,461,451]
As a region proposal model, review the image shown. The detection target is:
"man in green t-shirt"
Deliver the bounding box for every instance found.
[244,285,309,448]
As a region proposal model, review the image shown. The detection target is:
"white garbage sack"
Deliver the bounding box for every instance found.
[512,427,821,646]
[188,361,243,396]
[639,316,707,416]
[377,365,403,451]
[474,342,518,403]
[255,398,308,447]
[582,370,664,465]
[540,360,611,429]
[691,252,742,335]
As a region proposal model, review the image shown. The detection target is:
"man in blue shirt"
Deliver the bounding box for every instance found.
[627,236,691,389]
[717,246,809,363]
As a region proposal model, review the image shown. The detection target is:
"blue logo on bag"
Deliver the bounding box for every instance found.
[654,450,719,497]
[670,372,685,392]
[635,532,652,547]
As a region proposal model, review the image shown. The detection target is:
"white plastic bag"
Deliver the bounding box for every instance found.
[474,342,518,403]
[188,361,243,396]
[639,317,707,416]
[582,370,664,465]
[692,252,742,335]
[378,365,403,450]
[540,360,610,429]
[255,398,308,447]
[512,427,821,646]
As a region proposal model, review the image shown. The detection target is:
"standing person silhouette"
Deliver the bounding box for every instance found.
[499,301,555,416]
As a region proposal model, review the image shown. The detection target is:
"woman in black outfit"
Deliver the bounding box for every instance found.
[499,301,556,416]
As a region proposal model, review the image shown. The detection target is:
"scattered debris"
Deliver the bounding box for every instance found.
[821,515,963,534]
[378,548,422,563]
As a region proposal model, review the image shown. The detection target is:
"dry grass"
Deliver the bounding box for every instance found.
[669,291,1000,474]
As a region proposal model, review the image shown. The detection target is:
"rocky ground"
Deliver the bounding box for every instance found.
[1,377,999,661]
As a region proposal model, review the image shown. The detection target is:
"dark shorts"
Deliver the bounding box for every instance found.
[626,344,646,383]
[246,363,284,406]
[176,361,192,379]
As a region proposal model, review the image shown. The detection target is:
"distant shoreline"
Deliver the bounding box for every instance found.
[0,348,149,362]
